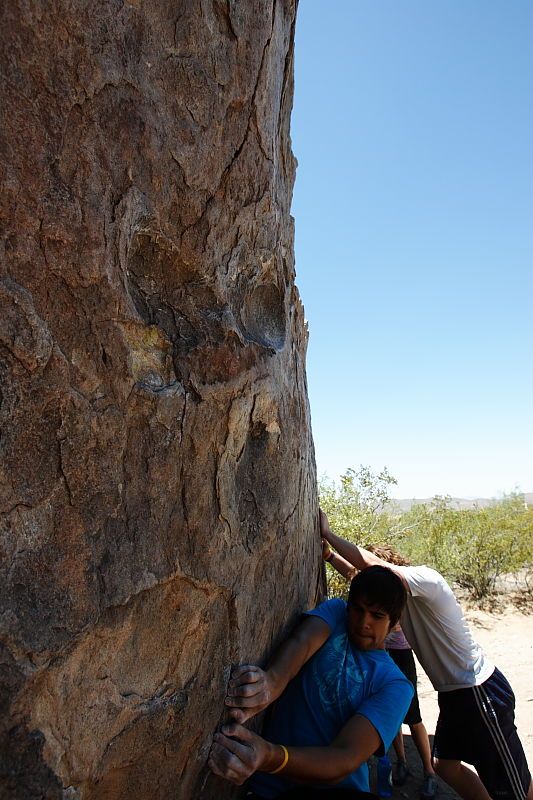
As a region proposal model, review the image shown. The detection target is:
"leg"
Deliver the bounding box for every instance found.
[392,728,406,762]
[435,672,532,800]
[391,728,409,786]
[433,758,492,800]
[471,670,531,800]
[410,721,436,775]
[386,648,414,786]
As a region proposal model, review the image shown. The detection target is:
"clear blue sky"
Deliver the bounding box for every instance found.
[291,1,533,499]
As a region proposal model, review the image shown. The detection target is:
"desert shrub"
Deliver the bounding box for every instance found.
[399,493,533,599]
[319,466,409,600]
[321,469,533,602]
[398,496,461,576]
[324,562,351,601]
[455,496,532,598]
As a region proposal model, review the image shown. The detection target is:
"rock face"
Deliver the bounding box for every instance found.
[0,2,321,798]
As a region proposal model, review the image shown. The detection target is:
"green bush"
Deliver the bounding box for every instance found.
[319,466,410,600]
[398,494,533,600]
[320,469,533,602]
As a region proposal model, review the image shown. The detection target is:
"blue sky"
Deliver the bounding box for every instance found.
[291,1,533,499]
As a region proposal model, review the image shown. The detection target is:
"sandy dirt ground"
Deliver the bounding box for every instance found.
[372,594,533,799]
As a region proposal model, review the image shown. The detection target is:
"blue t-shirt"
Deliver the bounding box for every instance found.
[250,599,414,798]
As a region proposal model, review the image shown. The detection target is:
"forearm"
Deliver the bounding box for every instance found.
[225,618,330,724]
[320,510,378,570]
[267,712,380,784]
[265,743,362,784]
[210,714,380,786]
[326,550,357,580]
[210,730,361,787]
[324,529,380,572]
[266,619,327,696]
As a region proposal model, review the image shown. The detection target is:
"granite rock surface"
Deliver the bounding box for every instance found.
[0,2,321,798]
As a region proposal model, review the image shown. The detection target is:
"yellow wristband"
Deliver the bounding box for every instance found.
[269,744,289,774]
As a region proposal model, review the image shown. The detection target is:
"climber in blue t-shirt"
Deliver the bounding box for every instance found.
[209,565,414,799]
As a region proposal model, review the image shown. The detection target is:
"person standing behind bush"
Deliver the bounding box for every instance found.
[320,510,532,800]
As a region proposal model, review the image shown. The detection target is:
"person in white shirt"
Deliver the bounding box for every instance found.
[320,510,532,800]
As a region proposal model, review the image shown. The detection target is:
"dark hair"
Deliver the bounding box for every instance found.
[348,565,407,627]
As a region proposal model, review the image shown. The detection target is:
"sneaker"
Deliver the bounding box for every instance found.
[392,759,409,786]
[420,773,438,799]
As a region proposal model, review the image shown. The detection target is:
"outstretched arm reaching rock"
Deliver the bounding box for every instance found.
[209,715,382,786]
[322,537,357,580]
[211,614,382,785]
[212,614,384,786]
[319,509,409,590]
[223,614,331,724]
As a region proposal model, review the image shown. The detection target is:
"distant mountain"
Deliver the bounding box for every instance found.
[388,492,533,512]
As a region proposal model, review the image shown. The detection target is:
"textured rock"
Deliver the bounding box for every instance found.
[0,2,321,799]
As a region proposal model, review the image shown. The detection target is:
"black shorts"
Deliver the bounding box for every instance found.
[387,648,422,727]
[434,667,531,800]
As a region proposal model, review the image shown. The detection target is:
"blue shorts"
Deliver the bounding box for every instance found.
[434,667,531,800]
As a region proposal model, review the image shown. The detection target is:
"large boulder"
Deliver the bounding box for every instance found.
[0,2,321,798]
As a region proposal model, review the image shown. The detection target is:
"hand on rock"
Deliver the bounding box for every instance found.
[321,538,332,561]
[319,508,333,542]
[224,664,277,724]
[208,723,268,785]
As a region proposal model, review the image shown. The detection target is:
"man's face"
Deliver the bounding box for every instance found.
[347,595,392,651]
